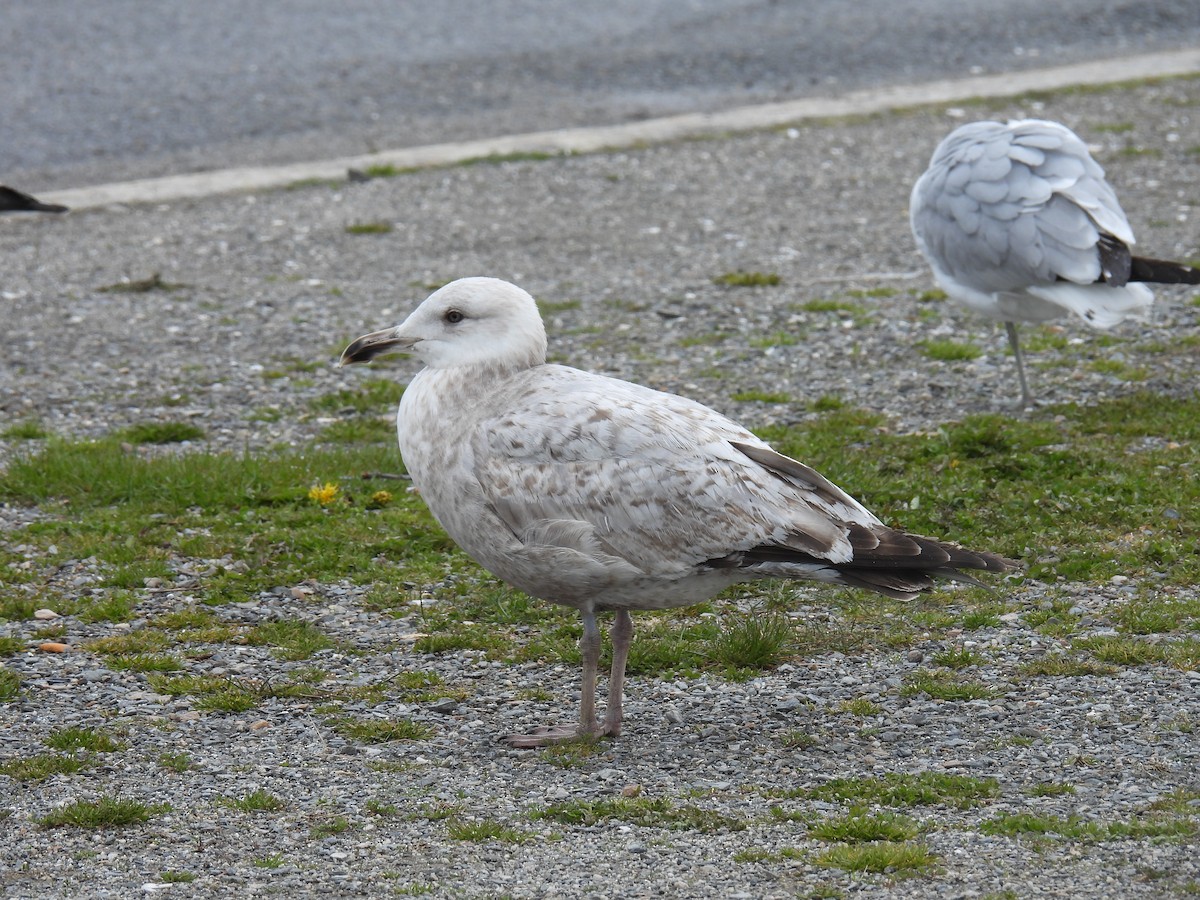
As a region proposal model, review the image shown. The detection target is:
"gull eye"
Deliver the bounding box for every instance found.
[444,309,464,324]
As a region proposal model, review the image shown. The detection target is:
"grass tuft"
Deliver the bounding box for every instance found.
[815,841,937,875]
[706,611,793,669]
[920,339,982,361]
[713,271,781,287]
[809,808,920,843]
[117,422,206,444]
[44,726,123,753]
[36,795,169,828]
[330,717,435,743]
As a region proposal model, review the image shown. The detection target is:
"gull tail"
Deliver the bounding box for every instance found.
[1028,282,1153,329]
[713,526,1014,601]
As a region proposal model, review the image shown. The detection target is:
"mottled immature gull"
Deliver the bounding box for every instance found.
[0,185,68,214]
[341,277,1011,746]
[910,119,1200,406]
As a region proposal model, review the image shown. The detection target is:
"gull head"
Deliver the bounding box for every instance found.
[340,277,548,371]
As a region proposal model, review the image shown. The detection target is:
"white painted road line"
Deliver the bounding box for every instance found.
[40,48,1200,212]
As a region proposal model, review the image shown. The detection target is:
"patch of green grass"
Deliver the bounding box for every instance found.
[713,271,781,287]
[706,611,793,669]
[1072,635,1167,667]
[86,630,174,656]
[44,726,123,753]
[0,668,21,701]
[3,419,49,440]
[734,846,807,863]
[980,812,1195,841]
[539,735,606,769]
[117,422,206,444]
[792,772,999,809]
[75,593,136,623]
[107,653,185,673]
[330,717,435,743]
[838,698,881,717]
[0,753,90,781]
[749,332,799,348]
[459,150,561,166]
[901,669,996,700]
[316,417,396,444]
[678,332,728,348]
[931,646,982,669]
[916,289,947,302]
[222,789,285,812]
[36,795,169,828]
[0,437,455,609]
[253,854,286,868]
[731,390,792,403]
[344,221,393,235]
[778,729,819,750]
[391,882,435,896]
[159,871,196,883]
[757,392,1200,587]
[1113,596,1200,634]
[1019,654,1118,677]
[309,379,405,414]
[798,299,861,313]
[97,272,185,294]
[310,816,352,839]
[962,606,1002,630]
[920,339,982,361]
[536,299,583,315]
[810,808,920,843]
[0,637,24,656]
[157,752,192,773]
[815,840,937,875]
[247,620,337,660]
[531,796,747,833]
[446,818,529,843]
[810,394,844,412]
[847,287,898,299]
[1088,358,1148,381]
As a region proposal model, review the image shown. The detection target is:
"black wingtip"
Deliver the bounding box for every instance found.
[0,185,68,214]
[1129,255,1200,286]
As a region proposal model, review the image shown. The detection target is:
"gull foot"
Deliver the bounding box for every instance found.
[502,725,609,749]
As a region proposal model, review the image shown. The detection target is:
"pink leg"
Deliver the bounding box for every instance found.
[504,607,605,748]
[602,610,633,738]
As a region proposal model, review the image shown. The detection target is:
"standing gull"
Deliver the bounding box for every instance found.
[910,119,1200,406]
[342,277,1011,746]
[0,185,68,214]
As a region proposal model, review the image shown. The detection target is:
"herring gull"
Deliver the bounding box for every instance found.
[341,277,1011,746]
[910,119,1200,406]
[0,185,68,214]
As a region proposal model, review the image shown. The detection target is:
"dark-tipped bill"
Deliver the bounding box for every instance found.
[340,328,414,366]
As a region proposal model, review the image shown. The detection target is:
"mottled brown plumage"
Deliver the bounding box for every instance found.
[342,278,1012,745]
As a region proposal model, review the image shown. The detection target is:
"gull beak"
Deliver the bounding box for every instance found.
[339,328,415,366]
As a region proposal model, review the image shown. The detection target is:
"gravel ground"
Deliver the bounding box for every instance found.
[2,78,1200,898]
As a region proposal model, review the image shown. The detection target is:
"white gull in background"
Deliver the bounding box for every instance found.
[910,118,1200,406]
[341,277,1011,746]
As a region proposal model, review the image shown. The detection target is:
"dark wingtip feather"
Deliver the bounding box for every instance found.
[1129,255,1200,286]
[0,185,68,214]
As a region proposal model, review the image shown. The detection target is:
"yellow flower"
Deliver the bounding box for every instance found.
[367,490,394,508]
[308,482,340,506]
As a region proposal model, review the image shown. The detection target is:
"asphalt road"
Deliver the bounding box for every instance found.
[4,1,1200,191]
